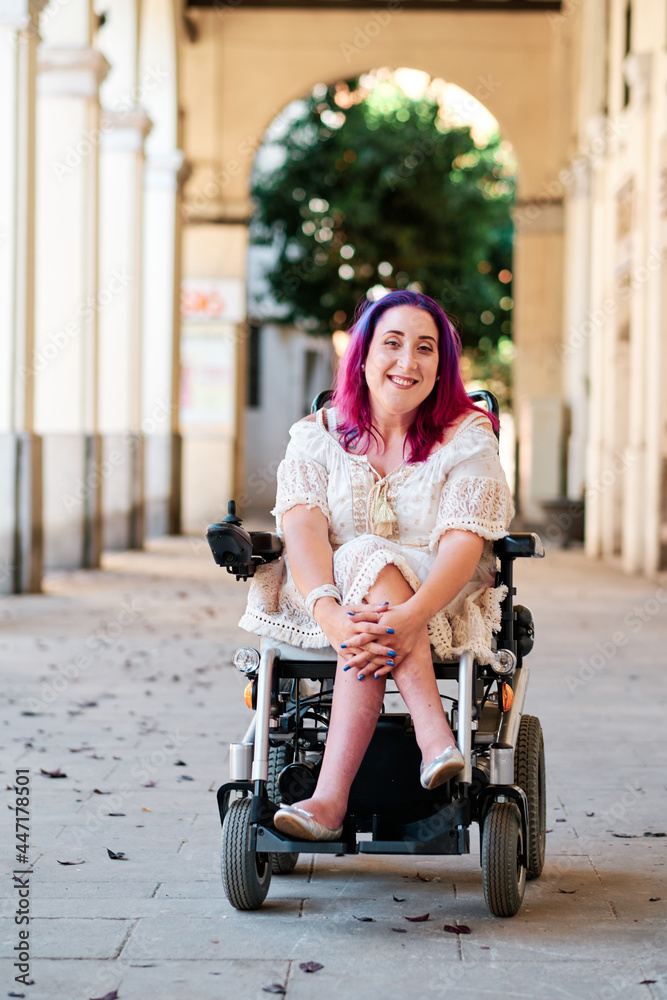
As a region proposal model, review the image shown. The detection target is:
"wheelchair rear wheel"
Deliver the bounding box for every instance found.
[482,801,526,917]
[268,743,299,875]
[515,714,546,879]
[221,797,272,910]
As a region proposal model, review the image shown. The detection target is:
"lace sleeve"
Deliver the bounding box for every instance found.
[270,422,330,535]
[429,418,514,550]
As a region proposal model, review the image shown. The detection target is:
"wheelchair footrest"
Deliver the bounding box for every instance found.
[254,826,353,854]
[359,828,469,855]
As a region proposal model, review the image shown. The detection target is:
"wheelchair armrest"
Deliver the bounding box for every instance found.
[493,532,544,559]
[250,531,283,561]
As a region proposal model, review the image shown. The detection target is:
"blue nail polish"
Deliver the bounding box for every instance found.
[343,665,352,671]
[386,628,395,634]
[347,612,355,616]
[374,673,381,679]
[382,601,389,605]
[387,659,395,666]
[341,642,346,648]
[358,674,365,681]
[388,650,395,656]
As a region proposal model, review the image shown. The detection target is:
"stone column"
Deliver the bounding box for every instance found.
[582,114,610,560]
[620,53,653,574]
[98,108,152,551]
[34,42,110,570]
[511,198,566,524]
[561,159,592,506]
[142,150,186,537]
[0,0,47,594]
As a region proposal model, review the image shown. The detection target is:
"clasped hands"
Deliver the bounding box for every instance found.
[313,599,427,680]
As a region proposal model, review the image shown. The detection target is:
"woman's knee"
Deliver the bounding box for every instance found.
[366,563,416,602]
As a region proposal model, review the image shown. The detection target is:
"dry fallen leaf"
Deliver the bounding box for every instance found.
[299,962,323,973]
[393,895,406,902]
[404,913,430,922]
[352,916,373,922]
[88,990,119,1000]
[40,768,67,779]
[57,860,85,866]
[262,986,286,995]
[558,889,577,894]
[391,928,407,933]
[106,848,127,860]
[443,924,471,934]
[93,789,110,795]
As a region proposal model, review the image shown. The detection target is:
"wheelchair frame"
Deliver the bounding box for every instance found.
[207,392,546,917]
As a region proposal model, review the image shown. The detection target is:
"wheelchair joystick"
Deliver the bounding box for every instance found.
[222,499,243,526]
[206,500,254,577]
[206,499,284,580]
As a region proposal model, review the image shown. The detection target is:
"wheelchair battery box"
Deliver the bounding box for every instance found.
[348,714,451,827]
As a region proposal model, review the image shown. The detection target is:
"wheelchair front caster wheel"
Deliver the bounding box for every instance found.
[221,798,272,910]
[482,802,526,917]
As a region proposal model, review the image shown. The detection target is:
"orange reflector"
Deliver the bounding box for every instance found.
[243,681,254,709]
[502,683,514,712]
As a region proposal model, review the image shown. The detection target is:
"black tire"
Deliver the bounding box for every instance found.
[221,797,272,910]
[482,802,526,918]
[268,743,299,875]
[514,714,546,879]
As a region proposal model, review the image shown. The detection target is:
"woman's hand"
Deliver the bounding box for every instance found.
[313,599,397,663]
[343,599,430,679]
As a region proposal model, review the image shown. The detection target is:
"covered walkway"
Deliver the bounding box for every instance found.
[1,536,665,999]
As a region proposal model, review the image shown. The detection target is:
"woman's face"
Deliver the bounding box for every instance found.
[363,305,440,419]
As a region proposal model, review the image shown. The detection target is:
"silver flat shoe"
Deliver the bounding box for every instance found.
[420,746,465,790]
[274,804,343,842]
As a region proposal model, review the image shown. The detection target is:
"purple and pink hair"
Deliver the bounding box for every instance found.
[331,290,498,464]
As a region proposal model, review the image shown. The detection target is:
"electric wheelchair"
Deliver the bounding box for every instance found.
[207,391,545,918]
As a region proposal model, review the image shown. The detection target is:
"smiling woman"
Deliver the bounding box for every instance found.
[239,290,514,839]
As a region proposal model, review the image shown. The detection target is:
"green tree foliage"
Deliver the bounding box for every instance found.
[250,75,515,390]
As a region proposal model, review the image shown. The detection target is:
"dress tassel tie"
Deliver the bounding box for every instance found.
[368,480,398,540]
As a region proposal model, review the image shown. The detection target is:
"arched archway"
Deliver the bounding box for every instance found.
[241,67,517,513]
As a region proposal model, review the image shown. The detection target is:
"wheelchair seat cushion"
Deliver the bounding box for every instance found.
[238,407,514,665]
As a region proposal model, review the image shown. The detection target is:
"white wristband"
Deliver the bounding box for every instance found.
[305,584,341,619]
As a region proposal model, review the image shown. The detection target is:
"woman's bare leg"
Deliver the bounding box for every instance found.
[287,563,453,829]
[363,564,456,764]
[285,654,386,829]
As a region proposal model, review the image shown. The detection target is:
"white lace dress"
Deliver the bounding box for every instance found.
[238,407,514,664]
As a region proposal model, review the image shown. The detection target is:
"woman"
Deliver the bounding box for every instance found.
[239,290,514,841]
